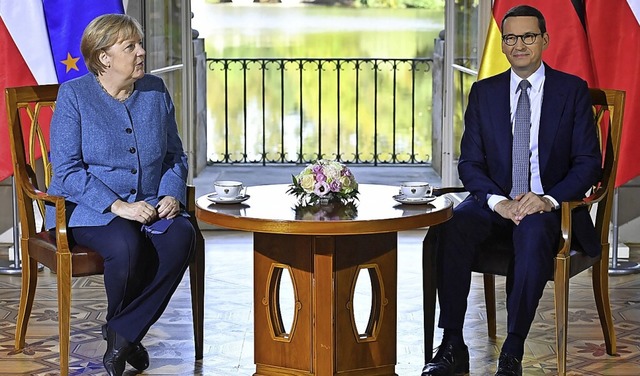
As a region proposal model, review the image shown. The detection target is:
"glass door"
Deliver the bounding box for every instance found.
[126,0,195,182]
[441,0,489,186]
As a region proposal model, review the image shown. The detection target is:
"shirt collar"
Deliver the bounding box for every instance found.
[510,63,545,94]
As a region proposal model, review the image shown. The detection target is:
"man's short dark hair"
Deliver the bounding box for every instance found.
[501,5,547,34]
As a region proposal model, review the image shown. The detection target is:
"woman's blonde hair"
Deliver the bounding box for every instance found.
[80,14,144,75]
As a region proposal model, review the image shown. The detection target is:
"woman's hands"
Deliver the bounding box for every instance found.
[111,199,158,224]
[110,196,180,223]
[156,196,180,219]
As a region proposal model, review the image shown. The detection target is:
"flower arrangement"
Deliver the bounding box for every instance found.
[294,201,358,221]
[287,159,359,205]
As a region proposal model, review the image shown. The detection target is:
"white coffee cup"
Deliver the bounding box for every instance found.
[213,180,244,198]
[400,181,432,198]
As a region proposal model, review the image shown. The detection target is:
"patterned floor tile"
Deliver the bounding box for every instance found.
[0,230,639,375]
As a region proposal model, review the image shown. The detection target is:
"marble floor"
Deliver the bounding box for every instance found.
[0,229,639,375]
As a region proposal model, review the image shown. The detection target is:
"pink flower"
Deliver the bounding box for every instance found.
[314,181,330,196]
[315,172,326,182]
[329,180,341,192]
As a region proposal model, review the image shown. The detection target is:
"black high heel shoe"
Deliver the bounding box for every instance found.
[103,326,134,376]
[102,324,149,371]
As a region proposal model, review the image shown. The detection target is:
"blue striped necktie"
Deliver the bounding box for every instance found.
[510,79,531,198]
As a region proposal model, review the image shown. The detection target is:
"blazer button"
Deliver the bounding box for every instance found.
[130,168,137,174]
[130,189,137,194]
[129,147,136,154]
[125,128,133,134]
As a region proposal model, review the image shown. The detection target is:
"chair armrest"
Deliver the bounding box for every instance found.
[557,186,607,257]
[433,186,466,196]
[582,186,607,206]
[19,182,73,254]
[186,184,196,213]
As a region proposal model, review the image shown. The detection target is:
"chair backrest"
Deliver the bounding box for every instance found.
[5,84,60,235]
[589,88,625,250]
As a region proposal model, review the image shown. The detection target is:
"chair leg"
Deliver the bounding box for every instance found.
[57,253,72,376]
[423,229,438,363]
[14,242,39,350]
[554,255,570,376]
[189,222,205,360]
[592,254,616,355]
[483,274,497,338]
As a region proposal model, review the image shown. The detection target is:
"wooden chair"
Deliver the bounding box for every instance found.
[423,88,625,375]
[5,84,205,375]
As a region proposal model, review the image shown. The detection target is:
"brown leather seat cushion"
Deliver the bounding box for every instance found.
[31,231,104,277]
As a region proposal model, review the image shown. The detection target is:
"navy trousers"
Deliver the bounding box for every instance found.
[72,216,195,344]
[433,196,560,339]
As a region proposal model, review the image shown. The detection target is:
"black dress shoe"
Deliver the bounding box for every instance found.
[495,352,522,376]
[103,326,135,376]
[102,324,149,371]
[127,342,150,371]
[421,342,469,376]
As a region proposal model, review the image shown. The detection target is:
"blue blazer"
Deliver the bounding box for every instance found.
[458,64,602,256]
[45,74,188,230]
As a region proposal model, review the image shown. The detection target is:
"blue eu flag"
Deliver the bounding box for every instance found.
[43,0,124,83]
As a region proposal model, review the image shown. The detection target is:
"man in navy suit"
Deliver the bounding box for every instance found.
[421,5,601,376]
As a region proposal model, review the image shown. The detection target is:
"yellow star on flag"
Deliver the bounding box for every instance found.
[61,52,80,73]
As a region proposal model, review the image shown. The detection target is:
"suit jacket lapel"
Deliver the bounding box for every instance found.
[489,71,512,170]
[539,65,565,176]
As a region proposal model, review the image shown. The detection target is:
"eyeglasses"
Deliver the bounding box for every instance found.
[502,33,542,46]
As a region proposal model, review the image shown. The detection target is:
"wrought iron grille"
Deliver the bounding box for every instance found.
[206,58,434,165]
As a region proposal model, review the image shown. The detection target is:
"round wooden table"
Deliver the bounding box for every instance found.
[196,184,453,376]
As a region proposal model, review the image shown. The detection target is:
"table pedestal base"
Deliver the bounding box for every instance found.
[253,232,398,376]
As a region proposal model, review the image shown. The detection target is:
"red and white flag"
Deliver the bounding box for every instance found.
[0,0,57,181]
[586,0,640,186]
[0,0,123,182]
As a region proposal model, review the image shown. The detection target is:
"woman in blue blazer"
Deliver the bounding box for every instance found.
[46,14,194,376]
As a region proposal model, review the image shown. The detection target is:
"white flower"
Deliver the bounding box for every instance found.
[299,174,316,192]
[323,161,341,182]
[339,175,355,192]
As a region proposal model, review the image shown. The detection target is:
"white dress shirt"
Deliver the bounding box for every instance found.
[487,64,559,211]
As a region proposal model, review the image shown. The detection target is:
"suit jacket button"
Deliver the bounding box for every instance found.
[125,128,133,134]
[130,168,137,174]
[130,189,137,194]
[129,147,136,154]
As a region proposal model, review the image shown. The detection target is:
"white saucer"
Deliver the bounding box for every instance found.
[392,194,436,205]
[207,192,250,204]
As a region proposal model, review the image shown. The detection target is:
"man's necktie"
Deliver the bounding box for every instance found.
[510,79,531,199]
